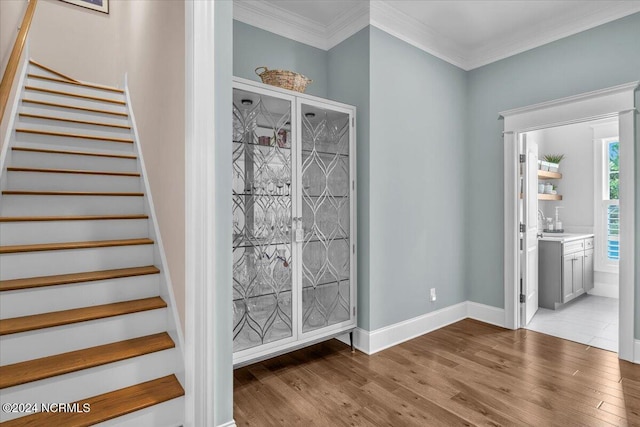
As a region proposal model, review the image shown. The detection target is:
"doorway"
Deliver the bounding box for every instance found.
[500,81,637,362]
[519,118,620,352]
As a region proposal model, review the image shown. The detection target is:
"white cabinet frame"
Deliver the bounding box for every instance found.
[232,78,357,367]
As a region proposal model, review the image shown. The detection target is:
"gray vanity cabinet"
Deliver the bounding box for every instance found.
[584,249,594,292]
[539,236,594,309]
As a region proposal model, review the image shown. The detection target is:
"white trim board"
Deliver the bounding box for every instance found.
[501,81,638,363]
[185,0,218,426]
[345,301,506,355]
[232,1,640,71]
[636,340,640,364]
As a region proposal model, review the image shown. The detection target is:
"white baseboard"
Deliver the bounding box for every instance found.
[342,301,505,356]
[335,328,370,354]
[467,301,506,328]
[634,340,640,364]
[588,282,619,299]
[364,302,468,355]
[217,421,237,427]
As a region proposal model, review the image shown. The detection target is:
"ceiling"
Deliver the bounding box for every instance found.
[233,0,640,70]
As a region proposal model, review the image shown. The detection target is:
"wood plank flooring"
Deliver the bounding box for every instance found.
[233,319,640,427]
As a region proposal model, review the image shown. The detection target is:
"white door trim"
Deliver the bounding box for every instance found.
[500,81,638,362]
[185,1,217,425]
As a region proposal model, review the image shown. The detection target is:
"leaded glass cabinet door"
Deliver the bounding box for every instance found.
[232,86,297,354]
[297,100,355,336]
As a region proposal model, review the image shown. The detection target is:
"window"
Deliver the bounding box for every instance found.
[605,140,619,261]
[595,137,619,272]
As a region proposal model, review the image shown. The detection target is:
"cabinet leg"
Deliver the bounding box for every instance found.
[349,331,355,353]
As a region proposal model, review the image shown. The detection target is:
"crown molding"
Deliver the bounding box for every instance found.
[467,2,640,70]
[233,0,328,50]
[233,0,369,51]
[326,2,370,50]
[234,1,640,70]
[369,1,468,70]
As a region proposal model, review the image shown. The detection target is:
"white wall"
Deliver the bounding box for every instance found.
[30,0,124,87]
[0,0,27,78]
[121,0,185,330]
[0,0,186,328]
[533,122,595,231]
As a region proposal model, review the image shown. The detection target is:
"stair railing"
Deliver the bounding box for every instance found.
[0,0,38,124]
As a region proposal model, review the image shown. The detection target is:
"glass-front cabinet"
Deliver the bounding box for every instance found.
[232,79,356,366]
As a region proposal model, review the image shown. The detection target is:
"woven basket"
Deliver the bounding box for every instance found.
[255,67,312,93]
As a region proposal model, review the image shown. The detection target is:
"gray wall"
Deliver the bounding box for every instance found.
[465,12,640,338]
[369,27,468,330]
[328,27,371,330]
[215,1,234,425]
[233,12,640,338]
[233,20,328,98]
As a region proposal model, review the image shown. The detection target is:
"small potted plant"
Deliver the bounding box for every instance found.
[543,154,565,172]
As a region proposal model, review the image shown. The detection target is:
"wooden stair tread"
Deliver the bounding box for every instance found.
[22,99,129,117]
[29,60,79,83]
[2,190,144,196]
[12,146,136,159]
[0,374,184,427]
[0,214,148,223]
[7,167,140,177]
[15,128,133,143]
[27,74,125,94]
[0,265,159,291]
[0,238,153,254]
[24,86,126,105]
[19,113,131,129]
[0,297,167,335]
[0,333,174,389]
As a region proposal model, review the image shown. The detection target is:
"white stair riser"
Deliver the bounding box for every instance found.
[6,171,141,192]
[6,169,141,192]
[0,219,148,245]
[0,349,179,423]
[0,194,144,216]
[0,244,154,280]
[95,397,184,427]
[25,77,126,103]
[0,274,160,319]
[17,117,132,138]
[14,131,134,153]
[20,103,129,124]
[22,90,128,115]
[10,147,138,172]
[0,309,168,364]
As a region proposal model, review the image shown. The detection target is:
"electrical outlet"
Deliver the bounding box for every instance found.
[430,288,436,302]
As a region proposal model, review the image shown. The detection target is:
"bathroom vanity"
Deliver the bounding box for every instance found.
[538,234,594,309]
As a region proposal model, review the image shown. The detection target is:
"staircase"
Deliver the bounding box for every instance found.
[0,60,185,426]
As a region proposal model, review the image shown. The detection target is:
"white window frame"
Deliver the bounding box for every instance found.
[594,135,620,273]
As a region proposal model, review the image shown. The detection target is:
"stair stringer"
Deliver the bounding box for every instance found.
[0,48,30,199]
[123,74,185,385]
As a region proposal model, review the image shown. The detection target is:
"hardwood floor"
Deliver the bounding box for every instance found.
[234,319,640,426]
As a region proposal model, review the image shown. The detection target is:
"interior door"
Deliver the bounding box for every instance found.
[522,134,539,326]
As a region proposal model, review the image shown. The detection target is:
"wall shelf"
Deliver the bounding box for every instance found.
[539,193,562,201]
[538,170,562,179]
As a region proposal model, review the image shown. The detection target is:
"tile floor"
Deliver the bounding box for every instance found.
[526,294,618,352]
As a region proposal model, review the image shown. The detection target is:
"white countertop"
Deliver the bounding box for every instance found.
[539,233,594,243]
